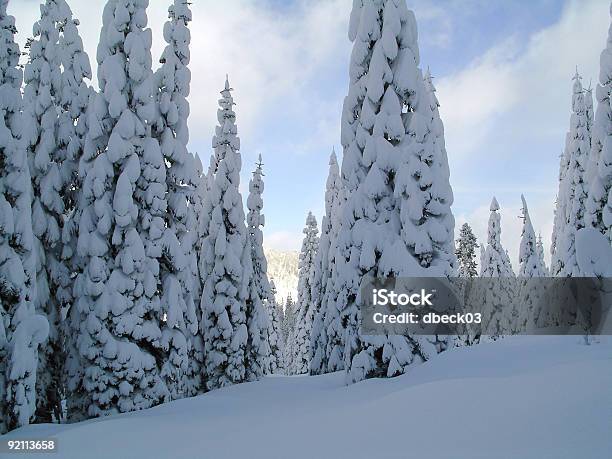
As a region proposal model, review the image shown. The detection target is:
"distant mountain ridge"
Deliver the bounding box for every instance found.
[264,247,299,304]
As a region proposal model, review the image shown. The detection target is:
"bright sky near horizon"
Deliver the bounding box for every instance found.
[9,0,610,270]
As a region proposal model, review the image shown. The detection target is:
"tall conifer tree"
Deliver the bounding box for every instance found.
[586,5,612,243]
[153,0,201,400]
[310,150,344,375]
[21,0,67,424]
[199,77,250,390]
[551,71,591,276]
[287,212,318,375]
[75,0,168,417]
[0,0,47,431]
[54,0,94,422]
[335,0,455,383]
[245,155,272,380]
[456,223,478,278]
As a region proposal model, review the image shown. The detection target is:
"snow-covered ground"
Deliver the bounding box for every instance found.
[3,336,611,459]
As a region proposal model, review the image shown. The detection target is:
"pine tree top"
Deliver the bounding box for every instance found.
[459,222,474,235]
[305,211,318,231]
[255,153,264,174]
[520,195,529,222]
[490,197,500,212]
[329,149,337,167]
[0,0,21,87]
[571,68,585,112]
[212,75,239,168]
[168,0,192,23]
[423,66,435,92]
[519,195,547,276]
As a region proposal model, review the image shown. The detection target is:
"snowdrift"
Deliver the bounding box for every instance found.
[2,336,611,459]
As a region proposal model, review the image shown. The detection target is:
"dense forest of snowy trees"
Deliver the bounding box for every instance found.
[1,0,612,435]
[0,0,280,432]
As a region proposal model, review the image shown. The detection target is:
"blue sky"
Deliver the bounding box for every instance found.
[10,0,611,268]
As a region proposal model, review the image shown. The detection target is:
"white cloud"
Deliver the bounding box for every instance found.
[8,0,604,261]
[185,0,351,144]
[9,0,351,150]
[409,2,453,49]
[264,231,303,252]
[410,0,493,50]
[437,0,609,159]
[9,0,353,243]
[436,38,522,156]
[442,0,607,262]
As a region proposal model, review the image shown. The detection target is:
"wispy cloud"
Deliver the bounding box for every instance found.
[9,0,351,148]
[437,0,607,160]
[264,231,304,252]
[9,0,608,254]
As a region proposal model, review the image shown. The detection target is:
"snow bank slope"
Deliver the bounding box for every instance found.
[3,337,611,459]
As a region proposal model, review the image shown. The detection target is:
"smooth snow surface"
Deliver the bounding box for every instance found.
[3,336,611,459]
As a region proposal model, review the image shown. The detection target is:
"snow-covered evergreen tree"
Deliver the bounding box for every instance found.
[576,227,612,276]
[551,153,568,269]
[195,153,215,264]
[481,198,514,277]
[5,317,49,431]
[517,195,548,331]
[419,67,456,271]
[281,294,295,371]
[287,212,318,375]
[56,1,92,248]
[586,5,612,244]
[310,150,344,375]
[585,84,594,145]
[21,0,64,424]
[22,0,90,424]
[192,152,205,293]
[152,0,201,400]
[479,244,486,273]
[585,82,600,191]
[550,205,562,270]
[54,1,92,424]
[0,0,47,431]
[267,279,283,374]
[188,156,205,383]
[478,197,515,336]
[0,307,5,433]
[244,155,272,380]
[283,294,294,342]
[135,116,168,400]
[335,0,455,384]
[199,77,250,390]
[551,71,591,277]
[74,0,168,417]
[49,0,94,422]
[456,223,478,278]
[536,234,548,275]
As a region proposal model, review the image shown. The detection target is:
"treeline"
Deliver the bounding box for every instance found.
[0,0,282,433]
[281,0,612,384]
